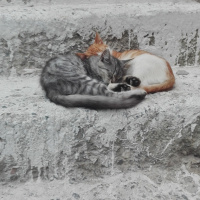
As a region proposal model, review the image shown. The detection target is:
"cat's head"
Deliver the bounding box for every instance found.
[98,49,130,83]
[76,33,108,60]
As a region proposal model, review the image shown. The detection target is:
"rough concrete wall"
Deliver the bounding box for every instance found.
[0,1,200,76]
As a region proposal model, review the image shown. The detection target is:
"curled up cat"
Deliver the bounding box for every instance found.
[77,33,175,93]
[40,49,146,109]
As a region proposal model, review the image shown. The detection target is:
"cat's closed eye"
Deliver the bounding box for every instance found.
[101,57,110,64]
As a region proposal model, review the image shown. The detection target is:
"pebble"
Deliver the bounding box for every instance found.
[72,193,80,199]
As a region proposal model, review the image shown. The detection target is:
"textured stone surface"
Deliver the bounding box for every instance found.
[0,67,200,199]
[1,0,200,199]
[176,70,190,75]
[1,0,200,76]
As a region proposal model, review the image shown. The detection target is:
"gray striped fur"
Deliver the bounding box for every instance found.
[40,50,146,109]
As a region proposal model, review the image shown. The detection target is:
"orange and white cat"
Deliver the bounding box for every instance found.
[76,33,175,93]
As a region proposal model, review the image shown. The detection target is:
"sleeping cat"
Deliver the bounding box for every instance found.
[40,49,146,109]
[76,33,175,93]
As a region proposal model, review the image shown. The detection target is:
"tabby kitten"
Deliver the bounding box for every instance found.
[40,49,146,109]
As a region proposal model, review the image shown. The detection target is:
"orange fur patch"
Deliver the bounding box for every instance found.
[76,33,175,93]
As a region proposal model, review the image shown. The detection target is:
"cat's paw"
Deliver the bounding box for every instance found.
[125,76,141,87]
[128,89,147,99]
[112,83,131,92]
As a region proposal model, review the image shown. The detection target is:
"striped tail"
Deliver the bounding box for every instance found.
[47,90,146,109]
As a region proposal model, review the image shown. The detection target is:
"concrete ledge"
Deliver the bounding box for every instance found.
[1,1,200,199]
[1,67,200,199]
[0,1,200,75]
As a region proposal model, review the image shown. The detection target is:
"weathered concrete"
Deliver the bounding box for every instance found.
[0,0,200,76]
[1,0,200,199]
[1,67,200,199]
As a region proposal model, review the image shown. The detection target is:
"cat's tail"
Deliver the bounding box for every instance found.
[141,62,175,93]
[47,90,146,109]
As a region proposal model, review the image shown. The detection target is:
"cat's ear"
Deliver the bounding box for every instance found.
[94,32,104,44]
[101,49,111,63]
[76,53,87,60]
[120,59,133,68]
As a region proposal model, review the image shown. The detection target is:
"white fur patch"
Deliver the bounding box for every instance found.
[107,83,119,90]
[125,54,168,86]
[129,89,147,95]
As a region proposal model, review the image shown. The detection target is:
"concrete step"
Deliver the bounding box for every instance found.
[1,1,200,199]
[1,66,200,199]
[0,0,200,75]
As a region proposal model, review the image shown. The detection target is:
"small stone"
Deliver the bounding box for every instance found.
[48,44,52,49]
[182,194,189,200]
[117,159,124,165]
[72,193,80,199]
[176,70,189,75]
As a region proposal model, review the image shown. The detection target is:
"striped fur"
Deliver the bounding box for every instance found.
[40,50,146,109]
